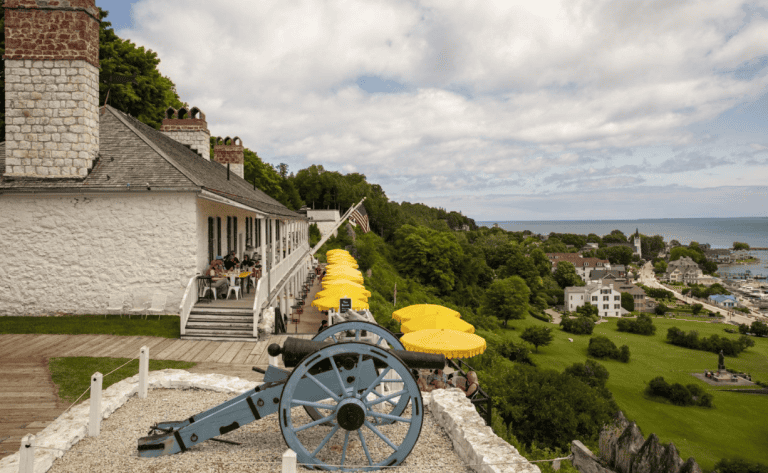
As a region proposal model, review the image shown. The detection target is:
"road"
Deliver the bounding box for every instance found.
[637,262,761,326]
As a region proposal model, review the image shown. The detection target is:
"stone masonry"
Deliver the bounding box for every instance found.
[213,136,244,179]
[160,107,211,160]
[3,0,101,178]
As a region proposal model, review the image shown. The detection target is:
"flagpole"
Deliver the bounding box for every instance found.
[393,282,397,307]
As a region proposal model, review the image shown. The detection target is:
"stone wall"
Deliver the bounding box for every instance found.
[213,142,244,179]
[568,412,704,473]
[160,118,210,161]
[425,389,540,473]
[3,59,100,178]
[3,0,101,178]
[0,192,198,315]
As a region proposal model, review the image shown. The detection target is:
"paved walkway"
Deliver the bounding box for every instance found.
[0,332,312,459]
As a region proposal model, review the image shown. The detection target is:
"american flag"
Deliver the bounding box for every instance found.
[349,204,370,233]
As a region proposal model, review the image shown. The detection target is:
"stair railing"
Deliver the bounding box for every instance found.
[252,278,269,338]
[178,275,197,336]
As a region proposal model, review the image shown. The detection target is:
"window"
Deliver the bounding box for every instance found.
[227,217,232,253]
[216,217,221,257]
[592,296,597,301]
[614,295,620,301]
[614,304,620,309]
[233,217,238,254]
[246,217,251,247]
[603,296,609,301]
[603,304,608,309]
[570,296,573,300]
[207,217,214,264]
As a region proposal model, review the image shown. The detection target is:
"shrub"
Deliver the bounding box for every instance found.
[617,314,656,335]
[668,383,693,406]
[666,326,753,357]
[588,336,619,359]
[645,377,713,407]
[655,303,668,315]
[561,316,595,335]
[647,376,670,397]
[751,320,768,337]
[691,303,703,315]
[617,345,631,363]
[714,458,768,473]
[564,360,610,389]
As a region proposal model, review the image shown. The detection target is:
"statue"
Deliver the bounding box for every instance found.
[718,350,725,371]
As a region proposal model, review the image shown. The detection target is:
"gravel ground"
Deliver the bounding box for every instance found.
[48,388,472,473]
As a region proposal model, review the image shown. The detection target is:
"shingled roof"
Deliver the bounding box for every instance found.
[0,105,301,219]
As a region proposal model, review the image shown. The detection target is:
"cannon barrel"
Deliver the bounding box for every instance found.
[269,337,445,370]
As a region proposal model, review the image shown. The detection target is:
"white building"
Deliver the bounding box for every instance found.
[664,256,703,284]
[0,0,311,336]
[305,209,341,240]
[564,283,625,318]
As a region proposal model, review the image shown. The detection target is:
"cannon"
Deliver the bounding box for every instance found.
[137,322,445,471]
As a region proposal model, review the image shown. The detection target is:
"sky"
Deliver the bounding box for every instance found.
[95,0,768,221]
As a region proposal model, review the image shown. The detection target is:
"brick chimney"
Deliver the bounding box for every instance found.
[3,0,100,178]
[160,106,211,160]
[213,136,244,179]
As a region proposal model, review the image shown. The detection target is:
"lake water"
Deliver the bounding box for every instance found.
[717,249,768,279]
[478,217,768,249]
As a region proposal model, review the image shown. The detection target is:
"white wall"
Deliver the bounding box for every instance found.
[195,198,266,273]
[0,192,198,316]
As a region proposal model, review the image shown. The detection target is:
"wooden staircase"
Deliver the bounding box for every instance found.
[182,307,258,342]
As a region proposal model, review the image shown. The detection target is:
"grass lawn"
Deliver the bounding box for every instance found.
[0,314,180,338]
[491,316,768,471]
[50,357,196,403]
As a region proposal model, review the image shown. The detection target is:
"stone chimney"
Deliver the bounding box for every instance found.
[4,0,100,178]
[213,136,244,179]
[160,106,210,160]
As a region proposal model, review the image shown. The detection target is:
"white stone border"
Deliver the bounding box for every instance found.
[0,371,539,473]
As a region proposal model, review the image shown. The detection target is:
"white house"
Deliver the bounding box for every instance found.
[664,256,703,284]
[0,0,311,335]
[564,283,625,317]
[305,209,341,239]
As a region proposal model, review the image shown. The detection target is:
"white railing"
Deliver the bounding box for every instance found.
[178,275,197,336]
[252,278,269,337]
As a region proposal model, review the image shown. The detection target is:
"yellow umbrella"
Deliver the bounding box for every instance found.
[322,279,367,290]
[317,287,371,299]
[326,249,350,256]
[311,296,369,311]
[327,262,359,269]
[392,304,461,323]
[401,314,475,334]
[325,274,364,284]
[325,268,364,279]
[400,329,486,358]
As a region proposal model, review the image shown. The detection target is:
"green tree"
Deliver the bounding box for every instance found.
[733,242,751,251]
[715,458,768,473]
[520,326,554,353]
[482,276,531,327]
[393,225,463,293]
[654,260,668,273]
[308,224,321,247]
[553,261,584,288]
[602,245,634,265]
[588,336,619,359]
[602,230,628,244]
[620,292,635,312]
[564,360,610,389]
[751,320,768,337]
[691,303,703,315]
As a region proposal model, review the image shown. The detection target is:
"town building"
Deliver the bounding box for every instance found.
[564,283,626,317]
[663,256,703,284]
[589,269,627,284]
[709,294,737,309]
[302,209,342,239]
[0,0,310,328]
[613,282,653,313]
[547,253,610,281]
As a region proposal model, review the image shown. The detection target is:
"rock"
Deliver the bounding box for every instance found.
[613,422,644,473]
[571,440,615,473]
[679,457,704,473]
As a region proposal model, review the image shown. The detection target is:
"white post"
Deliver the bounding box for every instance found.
[19,434,35,473]
[89,372,103,436]
[282,448,297,473]
[139,346,149,399]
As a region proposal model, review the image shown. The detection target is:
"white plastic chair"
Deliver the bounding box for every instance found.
[146,293,167,320]
[200,284,218,301]
[106,293,125,318]
[226,275,241,300]
[129,292,150,319]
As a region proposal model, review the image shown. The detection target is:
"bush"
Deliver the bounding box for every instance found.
[616,314,656,335]
[666,326,753,357]
[751,320,768,337]
[645,377,713,407]
[691,303,703,315]
[714,458,768,473]
[617,345,631,363]
[588,336,618,359]
[655,303,668,315]
[560,316,595,335]
[564,360,610,389]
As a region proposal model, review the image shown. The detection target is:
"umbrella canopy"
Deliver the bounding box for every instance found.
[392,304,461,323]
[316,287,372,299]
[401,314,475,334]
[324,274,364,284]
[400,329,486,358]
[322,279,367,289]
[311,296,369,311]
[326,249,350,256]
[327,262,359,269]
[325,269,364,280]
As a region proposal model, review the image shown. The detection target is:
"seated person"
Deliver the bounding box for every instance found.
[459,371,479,397]
[206,257,229,297]
[241,254,254,269]
[428,369,447,389]
[317,320,328,333]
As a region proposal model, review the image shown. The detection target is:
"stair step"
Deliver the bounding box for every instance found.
[186,321,252,329]
[188,315,255,323]
[181,335,259,342]
[190,307,252,316]
[184,328,255,337]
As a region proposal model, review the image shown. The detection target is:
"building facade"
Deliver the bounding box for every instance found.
[664,256,703,284]
[565,283,625,317]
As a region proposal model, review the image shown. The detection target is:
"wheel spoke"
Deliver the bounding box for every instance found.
[368,411,412,423]
[366,389,407,407]
[294,413,336,433]
[306,372,341,401]
[360,367,391,400]
[340,430,350,466]
[290,399,335,410]
[364,420,398,451]
[331,334,338,343]
[358,428,373,466]
[311,424,340,457]
[328,356,346,397]
[355,330,360,341]
[369,389,398,407]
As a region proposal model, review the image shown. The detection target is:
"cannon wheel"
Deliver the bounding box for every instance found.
[308,322,407,425]
[279,341,423,471]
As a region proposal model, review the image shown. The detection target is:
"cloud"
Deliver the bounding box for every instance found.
[116,0,768,218]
